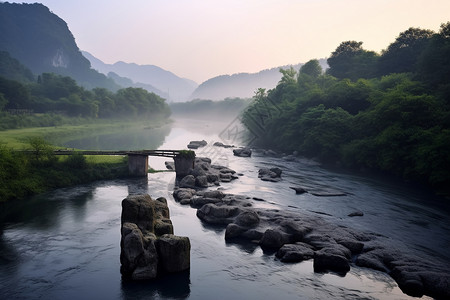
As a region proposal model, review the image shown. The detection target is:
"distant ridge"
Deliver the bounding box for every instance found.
[190,59,328,100]
[82,51,197,102]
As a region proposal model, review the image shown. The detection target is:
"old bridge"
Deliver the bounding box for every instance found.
[50,149,195,177]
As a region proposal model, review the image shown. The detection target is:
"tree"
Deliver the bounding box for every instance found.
[416,22,450,89]
[327,41,378,80]
[378,27,434,75]
[299,59,322,78]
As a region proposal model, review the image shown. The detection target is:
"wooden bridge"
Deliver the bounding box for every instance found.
[22,149,194,177]
[52,149,182,158]
[52,150,189,177]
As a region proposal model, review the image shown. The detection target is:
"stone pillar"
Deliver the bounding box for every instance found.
[128,154,149,177]
[173,156,195,178]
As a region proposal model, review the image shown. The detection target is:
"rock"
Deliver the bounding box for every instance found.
[120,222,158,280]
[348,211,364,217]
[156,234,190,273]
[259,228,289,249]
[179,175,196,188]
[190,165,207,177]
[234,211,260,228]
[258,167,282,182]
[165,161,175,170]
[120,194,190,280]
[313,247,351,274]
[313,253,350,274]
[233,148,252,157]
[173,188,196,201]
[196,203,241,225]
[203,190,225,199]
[225,223,246,240]
[121,194,156,233]
[190,197,223,208]
[195,175,209,188]
[213,141,234,148]
[290,186,308,194]
[187,140,207,149]
[276,243,315,262]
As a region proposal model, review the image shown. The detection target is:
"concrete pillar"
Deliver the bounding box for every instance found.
[128,154,149,177]
[173,156,195,178]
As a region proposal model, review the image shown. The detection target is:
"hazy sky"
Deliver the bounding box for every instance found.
[7,0,450,83]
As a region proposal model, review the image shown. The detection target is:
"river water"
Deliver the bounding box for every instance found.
[1,118,449,300]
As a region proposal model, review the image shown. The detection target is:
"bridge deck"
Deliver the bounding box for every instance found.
[21,149,182,158]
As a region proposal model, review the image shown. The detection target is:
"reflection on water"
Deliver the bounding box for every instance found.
[0,118,446,299]
[61,124,172,150]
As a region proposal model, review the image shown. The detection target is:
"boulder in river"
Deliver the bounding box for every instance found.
[187,140,207,149]
[233,148,252,157]
[120,194,190,280]
[258,167,282,182]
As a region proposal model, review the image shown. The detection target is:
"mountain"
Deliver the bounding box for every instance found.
[0,2,119,91]
[190,59,328,100]
[107,71,168,98]
[0,51,35,83]
[82,51,197,102]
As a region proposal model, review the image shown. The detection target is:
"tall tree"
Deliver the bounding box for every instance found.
[327,41,378,80]
[378,27,434,75]
[299,59,322,78]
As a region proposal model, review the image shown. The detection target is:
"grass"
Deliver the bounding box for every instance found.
[0,118,170,149]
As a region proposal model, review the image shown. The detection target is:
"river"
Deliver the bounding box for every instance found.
[1,118,449,300]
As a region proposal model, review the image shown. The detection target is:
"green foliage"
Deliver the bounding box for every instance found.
[0,144,128,202]
[176,150,196,159]
[327,41,379,80]
[299,59,322,78]
[0,51,35,83]
[242,24,450,191]
[0,71,171,129]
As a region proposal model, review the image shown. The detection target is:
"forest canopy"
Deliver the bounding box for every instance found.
[242,22,450,191]
[0,54,171,129]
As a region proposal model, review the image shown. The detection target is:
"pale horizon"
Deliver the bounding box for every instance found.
[6,0,450,83]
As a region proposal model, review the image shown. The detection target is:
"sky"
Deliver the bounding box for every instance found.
[7,0,450,83]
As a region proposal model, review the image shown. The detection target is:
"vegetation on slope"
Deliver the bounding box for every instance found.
[242,23,450,192]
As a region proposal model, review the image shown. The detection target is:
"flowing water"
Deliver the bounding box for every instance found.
[1,118,449,300]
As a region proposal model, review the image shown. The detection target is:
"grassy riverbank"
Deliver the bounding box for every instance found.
[0,119,171,202]
[0,118,170,149]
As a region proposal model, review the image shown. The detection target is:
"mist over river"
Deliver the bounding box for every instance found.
[1,118,449,300]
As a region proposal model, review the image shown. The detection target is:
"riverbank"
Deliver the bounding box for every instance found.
[0,118,171,149]
[0,118,173,202]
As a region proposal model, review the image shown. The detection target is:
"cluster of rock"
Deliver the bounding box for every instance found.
[176,157,239,189]
[258,167,282,182]
[187,140,207,149]
[171,186,449,299]
[120,194,190,280]
[233,147,252,157]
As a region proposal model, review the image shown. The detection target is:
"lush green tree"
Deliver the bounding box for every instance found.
[327,41,379,80]
[417,22,450,92]
[0,76,31,109]
[299,59,322,78]
[378,27,434,75]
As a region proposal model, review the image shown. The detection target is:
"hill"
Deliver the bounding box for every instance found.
[0,2,119,91]
[82,51,197,102]
[189,59,327,100]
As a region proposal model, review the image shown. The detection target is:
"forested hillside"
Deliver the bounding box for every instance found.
[0,2,119,90]
[0,55,170,129]
[242,23,450,192]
